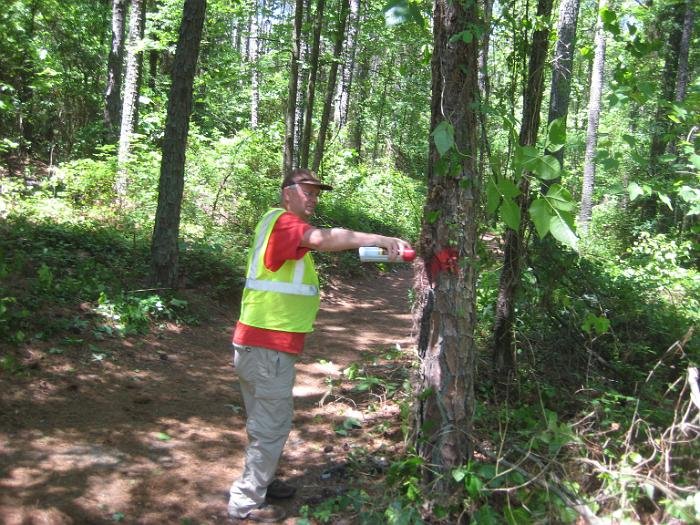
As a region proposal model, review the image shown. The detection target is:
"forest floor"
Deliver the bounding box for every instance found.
[0,267,416,524]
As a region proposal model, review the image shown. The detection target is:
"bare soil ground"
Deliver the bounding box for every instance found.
[0,267,415,524]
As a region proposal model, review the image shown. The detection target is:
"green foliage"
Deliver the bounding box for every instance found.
[95,292,190,336]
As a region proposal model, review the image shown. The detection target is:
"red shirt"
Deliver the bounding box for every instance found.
[233,211,313,354]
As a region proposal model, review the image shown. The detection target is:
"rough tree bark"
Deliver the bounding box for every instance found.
[283,0,304,175]
[299,0,325,168]
[150,0,206,288]
[349,54,369,159]
[116,0,147,202]
[334,0,360,128]
[578,0,607,235]
[674,0,693,104]
[104,0,127,141]
[547,0,580,167]
[649,0,686,160]
[250,0,260,128]
[412,0,480,496]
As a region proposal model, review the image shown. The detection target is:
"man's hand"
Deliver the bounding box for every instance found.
[375,236,412,261]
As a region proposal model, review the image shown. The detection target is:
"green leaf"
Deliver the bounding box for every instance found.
[657,192,673,210]
[452,467,467,482]
[501,198,521,231]
[600,7,617,24]
[431,121,454,156]
[546,184,576,211]
[156,432,171,441]
[486,179,500,214]
[514,145,538,169]
[582,313,610,335]
[628,182,644,201]
[449,30,473,43]
[622,134,637,147]
[528,198,551,238]
[526,154,561,180]
[549,215,578,250]
[465,474,483,498]
[497,179,520,199]
[547,117,567,146]
[343,417,362,429]
[689,154,700,170]
[383,0,424,27]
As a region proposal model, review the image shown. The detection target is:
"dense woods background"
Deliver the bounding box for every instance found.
[1,0,698,522]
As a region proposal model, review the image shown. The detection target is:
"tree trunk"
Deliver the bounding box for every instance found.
[546,0,580,168]
[17,0,38,159]
[294,0,310,162]
[335,0,359,128]
[578,0,607,236]
[371,57,393,161]
[667,0,694,155]
[311,0,350,174]
[283,0,304,175]
[350,55,369,159]
[116,0,147,201]
[299,0,325,168]
[413,0,480,496]
[478,0,492,103]
[492,0,553,377]
[250,0,260,128]
[150,0,206,288]
[104,0,127,142]
[674,0,693,104]
[649,0,684,160]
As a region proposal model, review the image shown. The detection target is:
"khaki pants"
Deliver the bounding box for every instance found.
[228,345,297,518]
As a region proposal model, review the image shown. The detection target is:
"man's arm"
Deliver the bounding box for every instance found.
[301,227,411,260]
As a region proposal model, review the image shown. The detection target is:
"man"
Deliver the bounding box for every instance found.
[228,168,412,522]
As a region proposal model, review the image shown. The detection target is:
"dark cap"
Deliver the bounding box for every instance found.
[281,168,333,191]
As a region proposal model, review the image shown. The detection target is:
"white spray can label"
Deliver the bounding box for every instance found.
[358,246,416,263]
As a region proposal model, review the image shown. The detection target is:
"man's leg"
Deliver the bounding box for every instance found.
[228,346,296,518]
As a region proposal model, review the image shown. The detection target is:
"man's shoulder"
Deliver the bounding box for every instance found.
[274,210,311,229]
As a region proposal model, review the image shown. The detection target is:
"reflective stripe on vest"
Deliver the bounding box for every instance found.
[245,209,318,296]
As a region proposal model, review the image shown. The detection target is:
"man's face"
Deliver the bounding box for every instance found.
[283,183,320,219]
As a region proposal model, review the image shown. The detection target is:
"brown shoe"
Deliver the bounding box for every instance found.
[266,478,296,499]
[243,504,286,523]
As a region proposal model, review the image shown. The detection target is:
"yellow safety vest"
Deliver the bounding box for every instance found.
[238,208,320,333]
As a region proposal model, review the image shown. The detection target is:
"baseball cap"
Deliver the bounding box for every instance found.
[281,168,333,191]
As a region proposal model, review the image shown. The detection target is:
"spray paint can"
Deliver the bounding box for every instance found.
[358,246,416,263]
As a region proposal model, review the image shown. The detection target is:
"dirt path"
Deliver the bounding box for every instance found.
[0,267,414,524]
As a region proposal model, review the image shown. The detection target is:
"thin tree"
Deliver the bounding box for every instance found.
[104,0,127,141]
[492,0,554,376]
[649,0,687,160]
[668,0,694,155]
[412,0,480,493]
[349,54,369,159]
[250,0,260,128]
[547,0,581,167]
[334,0,360,128]
[311,0,350,173]
[299,0,325,168]
[116,0,147,202]
[283,0,304,175]
[578,0,607,235]
[674,0,693,104]
[150,0,206,288]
